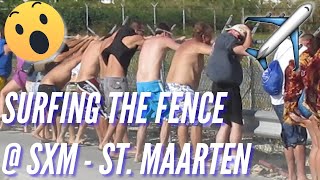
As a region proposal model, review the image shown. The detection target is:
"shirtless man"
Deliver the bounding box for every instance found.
[160,22,213,158]
[32,37,93,142]
[133,22,180,162]
[98,21,145,151]
[72,34,117,144]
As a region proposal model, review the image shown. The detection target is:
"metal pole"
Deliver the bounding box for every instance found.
[122,16,129,26]
[108,24,117,34]
[242,8,245,24]
[121,3,125,24]
[84,3,97,36]
[151,2,158,28]
[147,24,155,35]
[170,24,176,31]
[160,61,165,86]
[251,12,272,34]
[314,27,320,37]
[221,15,233,33]
[249,57,255,110]
[213,9,217,35]
[85,3,89,35]
[182,8,186,34]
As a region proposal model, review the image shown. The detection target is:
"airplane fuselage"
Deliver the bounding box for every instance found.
[257,4,312,59]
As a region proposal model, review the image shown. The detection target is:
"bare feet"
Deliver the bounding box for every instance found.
[127,146,137,154]
[40,139,52,143]
[98,143,104,151]
[56,137,66,144]
[134,153,143,163]
[51,137,57,142]
[110,152,119,159]
[45,134,53,140]
[296,175,307,180]
[23,126,31,133]
[68,138,75,145]
[75,138,86,145]
[32,132,50,142]
[288,175,297,180]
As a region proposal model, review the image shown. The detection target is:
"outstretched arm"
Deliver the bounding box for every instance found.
[175,36,186,44]
[134,35,145,47]
[76,38,94,55]
[66,35,88,48]
[166,38,180,51]
[54,37,91,62]
[132,35,145,51]
[198,43,212,55]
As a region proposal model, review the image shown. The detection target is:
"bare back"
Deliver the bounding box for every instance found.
[137,36,179,82]
[166,39,211,90]
[76,41,102,81]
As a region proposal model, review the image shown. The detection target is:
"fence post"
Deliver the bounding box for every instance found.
[85,3,96,35]
[182,8,186,34]
[85,3,89,35]
[121,3,125,24]
[151,2,158,28]
[250,57,255,110]
[213,9,217,35]
[242,7,245,23]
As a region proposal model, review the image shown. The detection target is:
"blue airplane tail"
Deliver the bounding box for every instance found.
[246,48,268,70]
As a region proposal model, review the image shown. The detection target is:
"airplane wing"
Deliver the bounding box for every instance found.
[289,29,300,70]
[245,17,288,26]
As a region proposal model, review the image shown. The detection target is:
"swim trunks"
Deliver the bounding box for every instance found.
[165,82,200,126]
[211,82,243,126]
[101,77,128,120]
[13,58,28,89]
[37,84,63,123]
[273,104,307,148]
[77,78,108,118]
[38,84,61,98]
[136,80,169,122]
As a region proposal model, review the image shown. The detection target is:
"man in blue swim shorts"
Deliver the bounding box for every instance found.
[135,22,180,162]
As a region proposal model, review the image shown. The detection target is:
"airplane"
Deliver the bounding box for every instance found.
[245,3,313,70]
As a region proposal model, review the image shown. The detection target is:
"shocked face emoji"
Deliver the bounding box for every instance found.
[4,1,65,62]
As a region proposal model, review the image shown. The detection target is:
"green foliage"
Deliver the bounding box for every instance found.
[0,0,318,36]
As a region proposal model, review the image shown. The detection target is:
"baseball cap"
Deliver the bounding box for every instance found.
[226,24,247,38]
